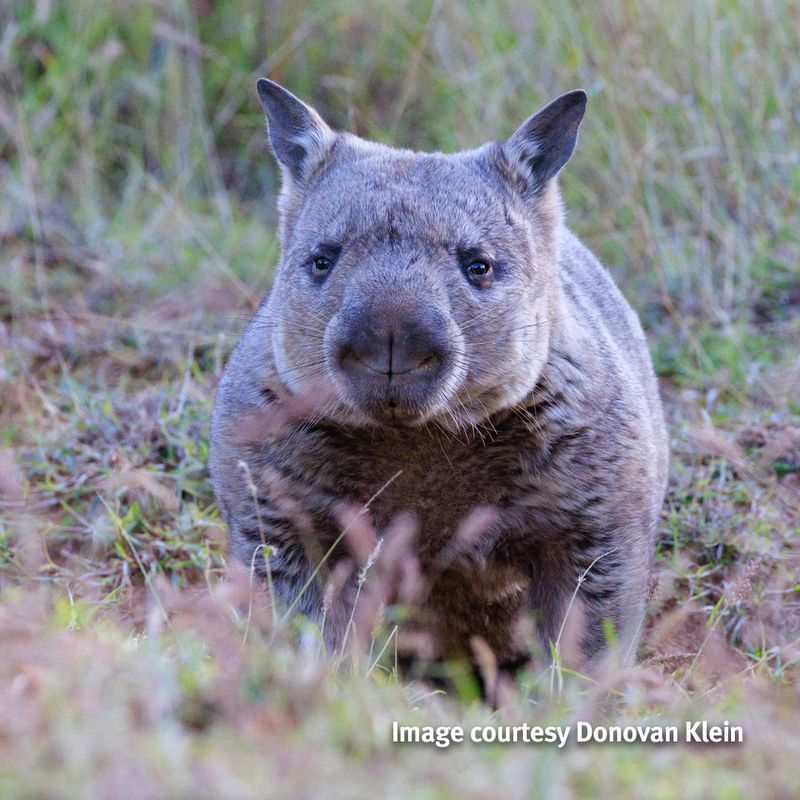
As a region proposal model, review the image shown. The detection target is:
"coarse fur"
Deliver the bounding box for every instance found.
[210,79,669,673]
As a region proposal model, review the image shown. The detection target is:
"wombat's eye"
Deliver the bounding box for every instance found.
[468,261,490,276]
[312,256,332,273]
[309,244,342,280]
[466,260,493,284]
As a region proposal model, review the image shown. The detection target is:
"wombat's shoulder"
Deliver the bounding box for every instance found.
[553,228,668,492]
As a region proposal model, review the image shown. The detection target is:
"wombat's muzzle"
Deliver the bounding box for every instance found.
[330,307,452,421]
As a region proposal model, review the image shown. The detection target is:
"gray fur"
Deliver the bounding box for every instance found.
[210,81,669,671]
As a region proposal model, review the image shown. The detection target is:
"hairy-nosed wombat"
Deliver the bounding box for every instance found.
[210,79,668,672]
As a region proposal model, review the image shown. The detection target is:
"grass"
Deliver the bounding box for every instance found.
[1,0,799,797]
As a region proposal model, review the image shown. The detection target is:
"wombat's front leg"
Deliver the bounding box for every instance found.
[530,541,650,669]
[229,496,360,652]
[574,539,651,668]
[567,590,648,670]
[231,514,322,617]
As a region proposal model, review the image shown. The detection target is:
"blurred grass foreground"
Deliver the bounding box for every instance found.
[1,1,799,798]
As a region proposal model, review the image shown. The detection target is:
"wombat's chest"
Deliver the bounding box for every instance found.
[357,443,511,539]
[286,423,530,556]
[275,423,558,660]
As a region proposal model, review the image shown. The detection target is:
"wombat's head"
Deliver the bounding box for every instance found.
[256,79,585,429]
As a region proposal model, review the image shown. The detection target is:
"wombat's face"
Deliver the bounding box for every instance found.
[257,81,585,430]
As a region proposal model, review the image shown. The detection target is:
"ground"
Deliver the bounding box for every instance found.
[1,1,799,798]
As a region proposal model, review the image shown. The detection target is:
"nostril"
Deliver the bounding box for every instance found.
[415,354,439,371]
[337,344,356,369]
[338,345,373,379]
[337,340,390,376]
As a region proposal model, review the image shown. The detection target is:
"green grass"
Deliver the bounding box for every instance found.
[1,0,799,797]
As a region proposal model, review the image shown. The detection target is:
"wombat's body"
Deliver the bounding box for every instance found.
[210,81,668,670]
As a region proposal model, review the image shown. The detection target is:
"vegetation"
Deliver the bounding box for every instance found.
[1,0,798,797]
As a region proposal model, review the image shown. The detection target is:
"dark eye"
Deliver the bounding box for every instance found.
[467,261,491,277]
[312,256,332,273]
[309,244,342,280]
[465,260,493,284]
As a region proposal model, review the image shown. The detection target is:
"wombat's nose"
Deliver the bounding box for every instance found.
[337,319,446,380]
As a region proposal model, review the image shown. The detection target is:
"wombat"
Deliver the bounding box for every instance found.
[210,79,668,673]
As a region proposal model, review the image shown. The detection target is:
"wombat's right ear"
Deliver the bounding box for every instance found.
[256,79,335,184]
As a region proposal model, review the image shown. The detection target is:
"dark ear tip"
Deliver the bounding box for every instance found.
[256,77,274,102]
[565,89,588,109]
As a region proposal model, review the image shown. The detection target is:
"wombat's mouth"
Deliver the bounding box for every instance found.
[339,390,444,428]
[326,355,456,428]
[370,398,430,426]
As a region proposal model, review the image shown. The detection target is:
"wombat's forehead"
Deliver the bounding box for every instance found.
[301,154,510,243]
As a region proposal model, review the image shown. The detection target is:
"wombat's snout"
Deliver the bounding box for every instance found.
[332,308,450,419]
[338,321,445,377]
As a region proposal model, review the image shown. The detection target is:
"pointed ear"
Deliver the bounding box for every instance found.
[256,78,335,183]
[504,90,587,196]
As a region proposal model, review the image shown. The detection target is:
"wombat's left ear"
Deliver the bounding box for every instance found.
[504,90,586,196]
[256,78,335,184]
